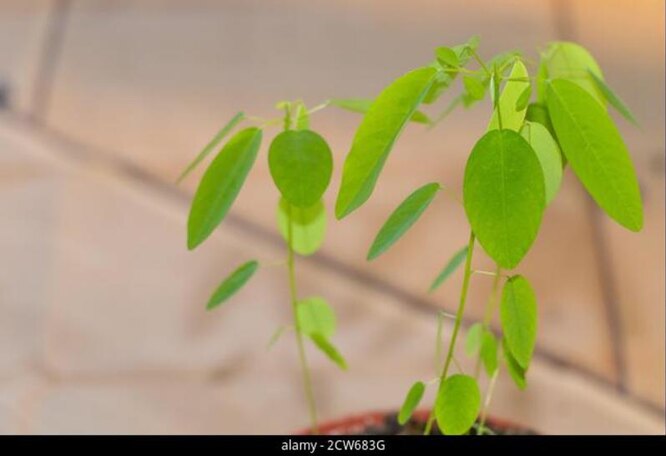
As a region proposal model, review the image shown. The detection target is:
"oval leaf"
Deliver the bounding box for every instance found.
[500,275,537,369]
[435,374,481,435]
[269,129,333,208]
[310,333,347,370]
[398,381,426,425]
[297,297,336,339]
[176,112,245,184]
[463,129,545,269]
[335,67,438,219]
[436,46,459,68]
[367,183,440,260]
[429,245,468,292]
[503,339,527,390]
[277,198,326,256]
[188,127,262,250]
[547,79,643,231]
[520,121,563,205]
[206,260,259,310]
[488,60,530,131]
[538,42,604,104]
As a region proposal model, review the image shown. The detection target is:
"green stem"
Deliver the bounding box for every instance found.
[478,369,499,435]
[471,49,491,76]
[286,205,319,434]
[424,231,476,435]
[474,263,502,379]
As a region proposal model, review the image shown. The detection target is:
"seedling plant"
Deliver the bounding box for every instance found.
[333,37,643,435]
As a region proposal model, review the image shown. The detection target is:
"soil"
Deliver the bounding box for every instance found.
[308,411,536,435]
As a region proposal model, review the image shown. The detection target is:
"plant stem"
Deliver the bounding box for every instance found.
[424,231,476,435]
[478,369,499,435]
[286,205,319,434]
[474,263,502,379]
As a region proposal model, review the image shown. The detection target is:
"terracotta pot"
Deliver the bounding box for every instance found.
[297,409,536,435]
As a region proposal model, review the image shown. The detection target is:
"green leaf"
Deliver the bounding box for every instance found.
[293,101,310,130]
[310,333,347,370]
[277,198,326,256]
[177,112,245,184]
[488,60,530,131]
[297,297,336,339]
[187,127,262,249]
[538,42,604,104]
[435,374,481,435]
[587,70,638,125]
[436,46,459,68]
[515,85,532,112]
[480,330,499,376]
[520,121,563,205]
[526,102,557,139]
[500,275,537,369]
[328,98,431,125]
[398,381,426,425]
[547,79,643,231]
[464,322,484,356]
[463,76,486,101]
[429,245,468,292]
[367,183,440,260]
[503,339,527,390]
[463,129,545,269]
[267,325,289,350]
[206,260,259,310]
[423,36,479,105]
[335,67,438,219]
[269,129,333,208]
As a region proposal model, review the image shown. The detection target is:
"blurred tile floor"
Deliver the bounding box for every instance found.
[0,0,664,434]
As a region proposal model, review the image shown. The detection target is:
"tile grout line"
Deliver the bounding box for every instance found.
[28,0,71,125]
[550,0,628,393]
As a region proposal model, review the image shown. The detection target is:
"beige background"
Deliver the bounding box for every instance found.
[0,0,664,434]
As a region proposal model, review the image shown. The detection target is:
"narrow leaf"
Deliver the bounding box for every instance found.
[503,339,526,390]
[206,260,259,310]
[547,79,643,231]
[188,127,262,249]
[328,98,431,125]
[335,67,438,219]
[176,112,244,184]
[269,129,333,208]
[464,322,484,356]
[463,129,545,269]
[398,381,426,425]
[297,297,336,339]
[293,101,310,130]
[310,333,347,370]
[520,121,563,205]
[480,330,499,376]
[488,60,530,131]
[435,374,481,435]
[367,183,440,260]
[587,70,638,125]
[277,198,326,256]
[267,325,289,350]
[429,245,468,292]
[500,275,537,369]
